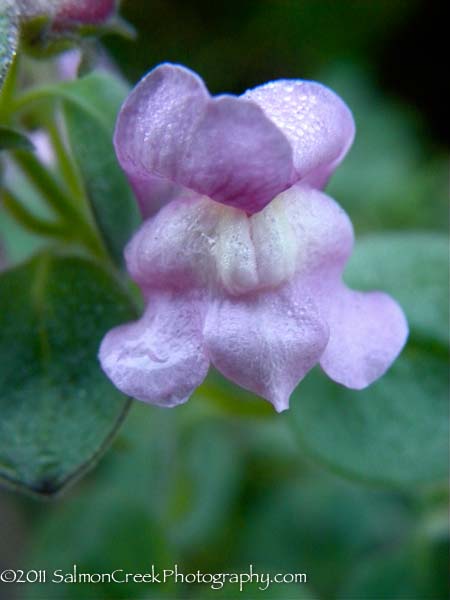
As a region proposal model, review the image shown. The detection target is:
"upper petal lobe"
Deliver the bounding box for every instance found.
[114,63,294,214]
[244,79,355,188]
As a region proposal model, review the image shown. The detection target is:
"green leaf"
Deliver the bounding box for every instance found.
[0,126,34,152]
[168,420,243,550]
[55,71,130,133]
[291,346,448,487]
[290,232,449,487]
[0,252,136,496]
[338,538,448,600]
[344,232,449,346]
[62,97,140,264]
[0,3,18,90]
[24,488,170,599]
[59,72,140,264]
[237,474,409,599]
[13,71,129,136]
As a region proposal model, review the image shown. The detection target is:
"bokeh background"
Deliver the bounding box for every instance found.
[0,1,448,599]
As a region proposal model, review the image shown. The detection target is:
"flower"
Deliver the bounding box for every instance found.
[16,0,117,27]
[99,63,408,412]
[50,0,117,32]
[15,0,125,56]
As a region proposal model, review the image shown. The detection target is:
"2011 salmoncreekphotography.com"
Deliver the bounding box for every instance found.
[1,564,308,592]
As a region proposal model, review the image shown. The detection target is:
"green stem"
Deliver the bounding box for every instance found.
[8,84,113,265]
[13,149,77,221]
[45,119,111,260]
[1,189,67,237]
[46,119,86,203]
[11,150,108,260]
[0,53,19,122]
[12,86,100,125]
[12,87,59,115]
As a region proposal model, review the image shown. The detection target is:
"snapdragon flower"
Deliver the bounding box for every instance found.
[99,64,408,412]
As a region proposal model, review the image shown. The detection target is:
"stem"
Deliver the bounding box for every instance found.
[11,150,109,260]
[12,86,100,126]
[45,118,111,260]
[1,189,67,237]
[8,82,114,265]
[46,118,85,203]
[0,53,19,122]
[12,87,59,115]
[12,149,77,221]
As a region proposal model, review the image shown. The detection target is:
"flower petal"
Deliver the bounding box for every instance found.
[244,80,355,188]
[278,184,354,279]
[124,194,222,291]
[125,184,354,295]
[99,291,209,407]
[114,63,294,214]
[281,185,407,388]
[126,172,187,219]
[203,284,329,412]
[319,286,408,389]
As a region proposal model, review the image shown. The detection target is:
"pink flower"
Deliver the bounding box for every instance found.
[51,0,117,32]
[17,0,117,26]
[16,0,120,50]
[99,63,408,412]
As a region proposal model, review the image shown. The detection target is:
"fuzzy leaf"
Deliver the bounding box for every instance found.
[0,252,136,496]
[59,72,140,264]
[0,2,18,90]
[290,232,448,487]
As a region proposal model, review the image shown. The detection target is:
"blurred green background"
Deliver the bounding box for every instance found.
[0,1,448,599]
